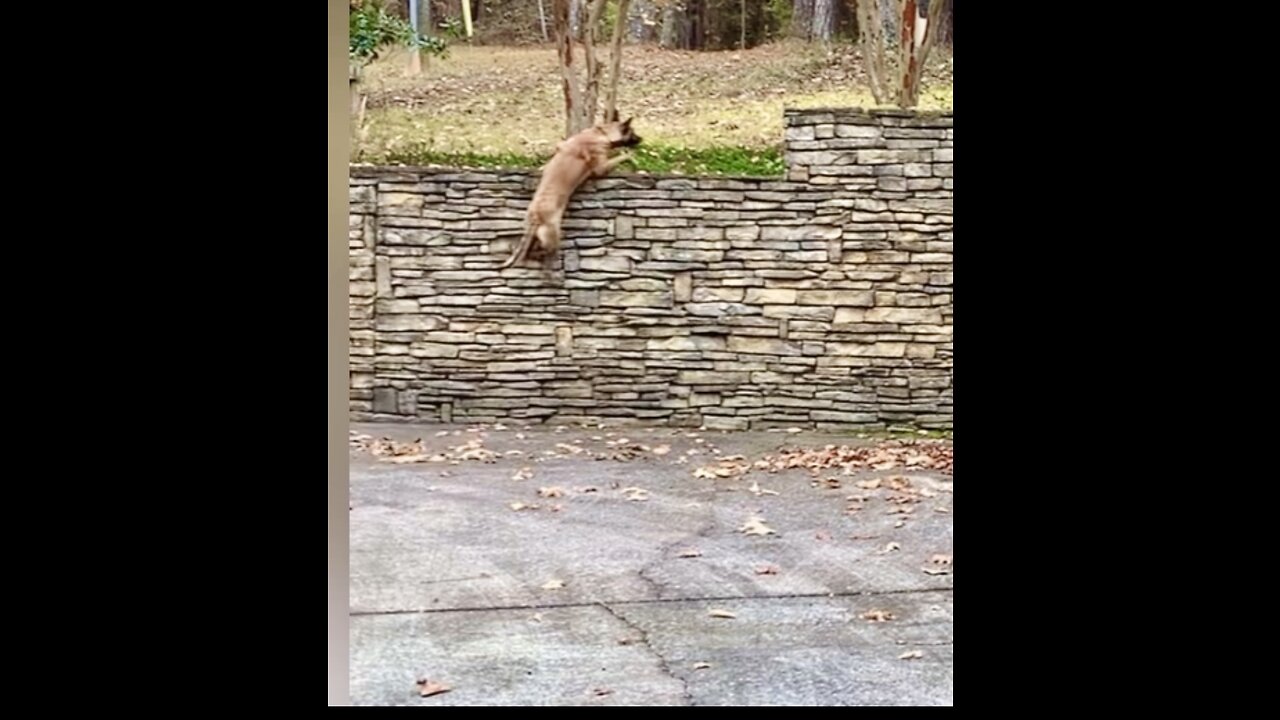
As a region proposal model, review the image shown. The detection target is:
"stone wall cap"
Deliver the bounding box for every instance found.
[784,106,953,118]
[349,164,779,182]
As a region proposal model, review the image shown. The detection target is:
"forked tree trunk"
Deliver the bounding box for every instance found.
[557,0,633,136]
[854,0,944,108]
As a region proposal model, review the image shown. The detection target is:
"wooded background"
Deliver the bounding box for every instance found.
[397,0,952,50]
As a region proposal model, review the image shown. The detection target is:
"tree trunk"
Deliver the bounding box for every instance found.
[812,0,836,41]
[691,0,705,49]
[895,0,943,107]
[854,0,890,104]
[579,0,608,126]
[878,0,897,42]
[554,0,586,136]
[792,0,815,40]
[659,2,685,48]
[936,0,951,47]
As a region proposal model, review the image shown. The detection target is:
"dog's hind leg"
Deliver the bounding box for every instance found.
[535,223,562,277]
[535,223,561,260]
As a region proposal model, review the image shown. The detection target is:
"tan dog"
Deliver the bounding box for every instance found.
[500,115,641,270]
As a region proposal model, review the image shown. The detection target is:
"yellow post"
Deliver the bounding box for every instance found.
[461,1,473,38]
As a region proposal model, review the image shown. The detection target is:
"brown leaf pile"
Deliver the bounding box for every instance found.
[755,441,952,476]
[692,456,752,480]
[351,432,499,465]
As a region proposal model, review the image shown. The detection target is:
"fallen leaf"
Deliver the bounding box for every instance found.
[384,454,430,464]
[894,520,906,528]
[930,554,953,566]
[511,467,533,481]
[879,542,901,554]
[592,688,613,697]
[862,609,896,622]
[857,478,883,490]
[755,564,780,575]
[652,444,671,456]
[510,502,538,511]
[923,566,951,575]
[434,430,450,437]
[677,548,703,558]
[749,480,779,496]
[885,476,913,492]
[899,650,924,660]
[622,487,649,501]
[541,579,565,590]
[815,530,832,541]
[415,678,452,697]
[824,477,842,489]
[934,506,951,514]
[576,486,600,493]
[515,432,526,440]
[538,486,565,498]
[739,516,776,536]
[708,609,737,619]
[692,662,712,670]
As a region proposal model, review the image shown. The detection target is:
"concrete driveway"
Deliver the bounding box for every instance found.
[349,423,953,706]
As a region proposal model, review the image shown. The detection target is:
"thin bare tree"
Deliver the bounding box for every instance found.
[854,0,944,108]
[555,0,635,136]
[604,0,634,120]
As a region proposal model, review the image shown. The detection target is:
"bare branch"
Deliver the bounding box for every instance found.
[604,0,633,120]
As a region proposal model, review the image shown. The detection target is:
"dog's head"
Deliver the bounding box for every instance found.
[599,111,641,148]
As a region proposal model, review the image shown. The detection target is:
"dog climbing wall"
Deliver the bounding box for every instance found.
[348,108,952,430]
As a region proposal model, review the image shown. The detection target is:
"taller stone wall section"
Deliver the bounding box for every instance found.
[348,108,953,430]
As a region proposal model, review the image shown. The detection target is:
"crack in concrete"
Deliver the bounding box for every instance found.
[636,518,719,601]
[598,602,694,706]
[350,585,954,617]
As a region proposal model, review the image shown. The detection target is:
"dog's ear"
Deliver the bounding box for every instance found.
[607,108,619,122]
[622,117,633,130]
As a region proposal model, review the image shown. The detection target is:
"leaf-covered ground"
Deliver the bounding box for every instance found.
[353,41,953,173]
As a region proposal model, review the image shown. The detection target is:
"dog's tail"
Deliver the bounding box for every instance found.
[499,224,537,269]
